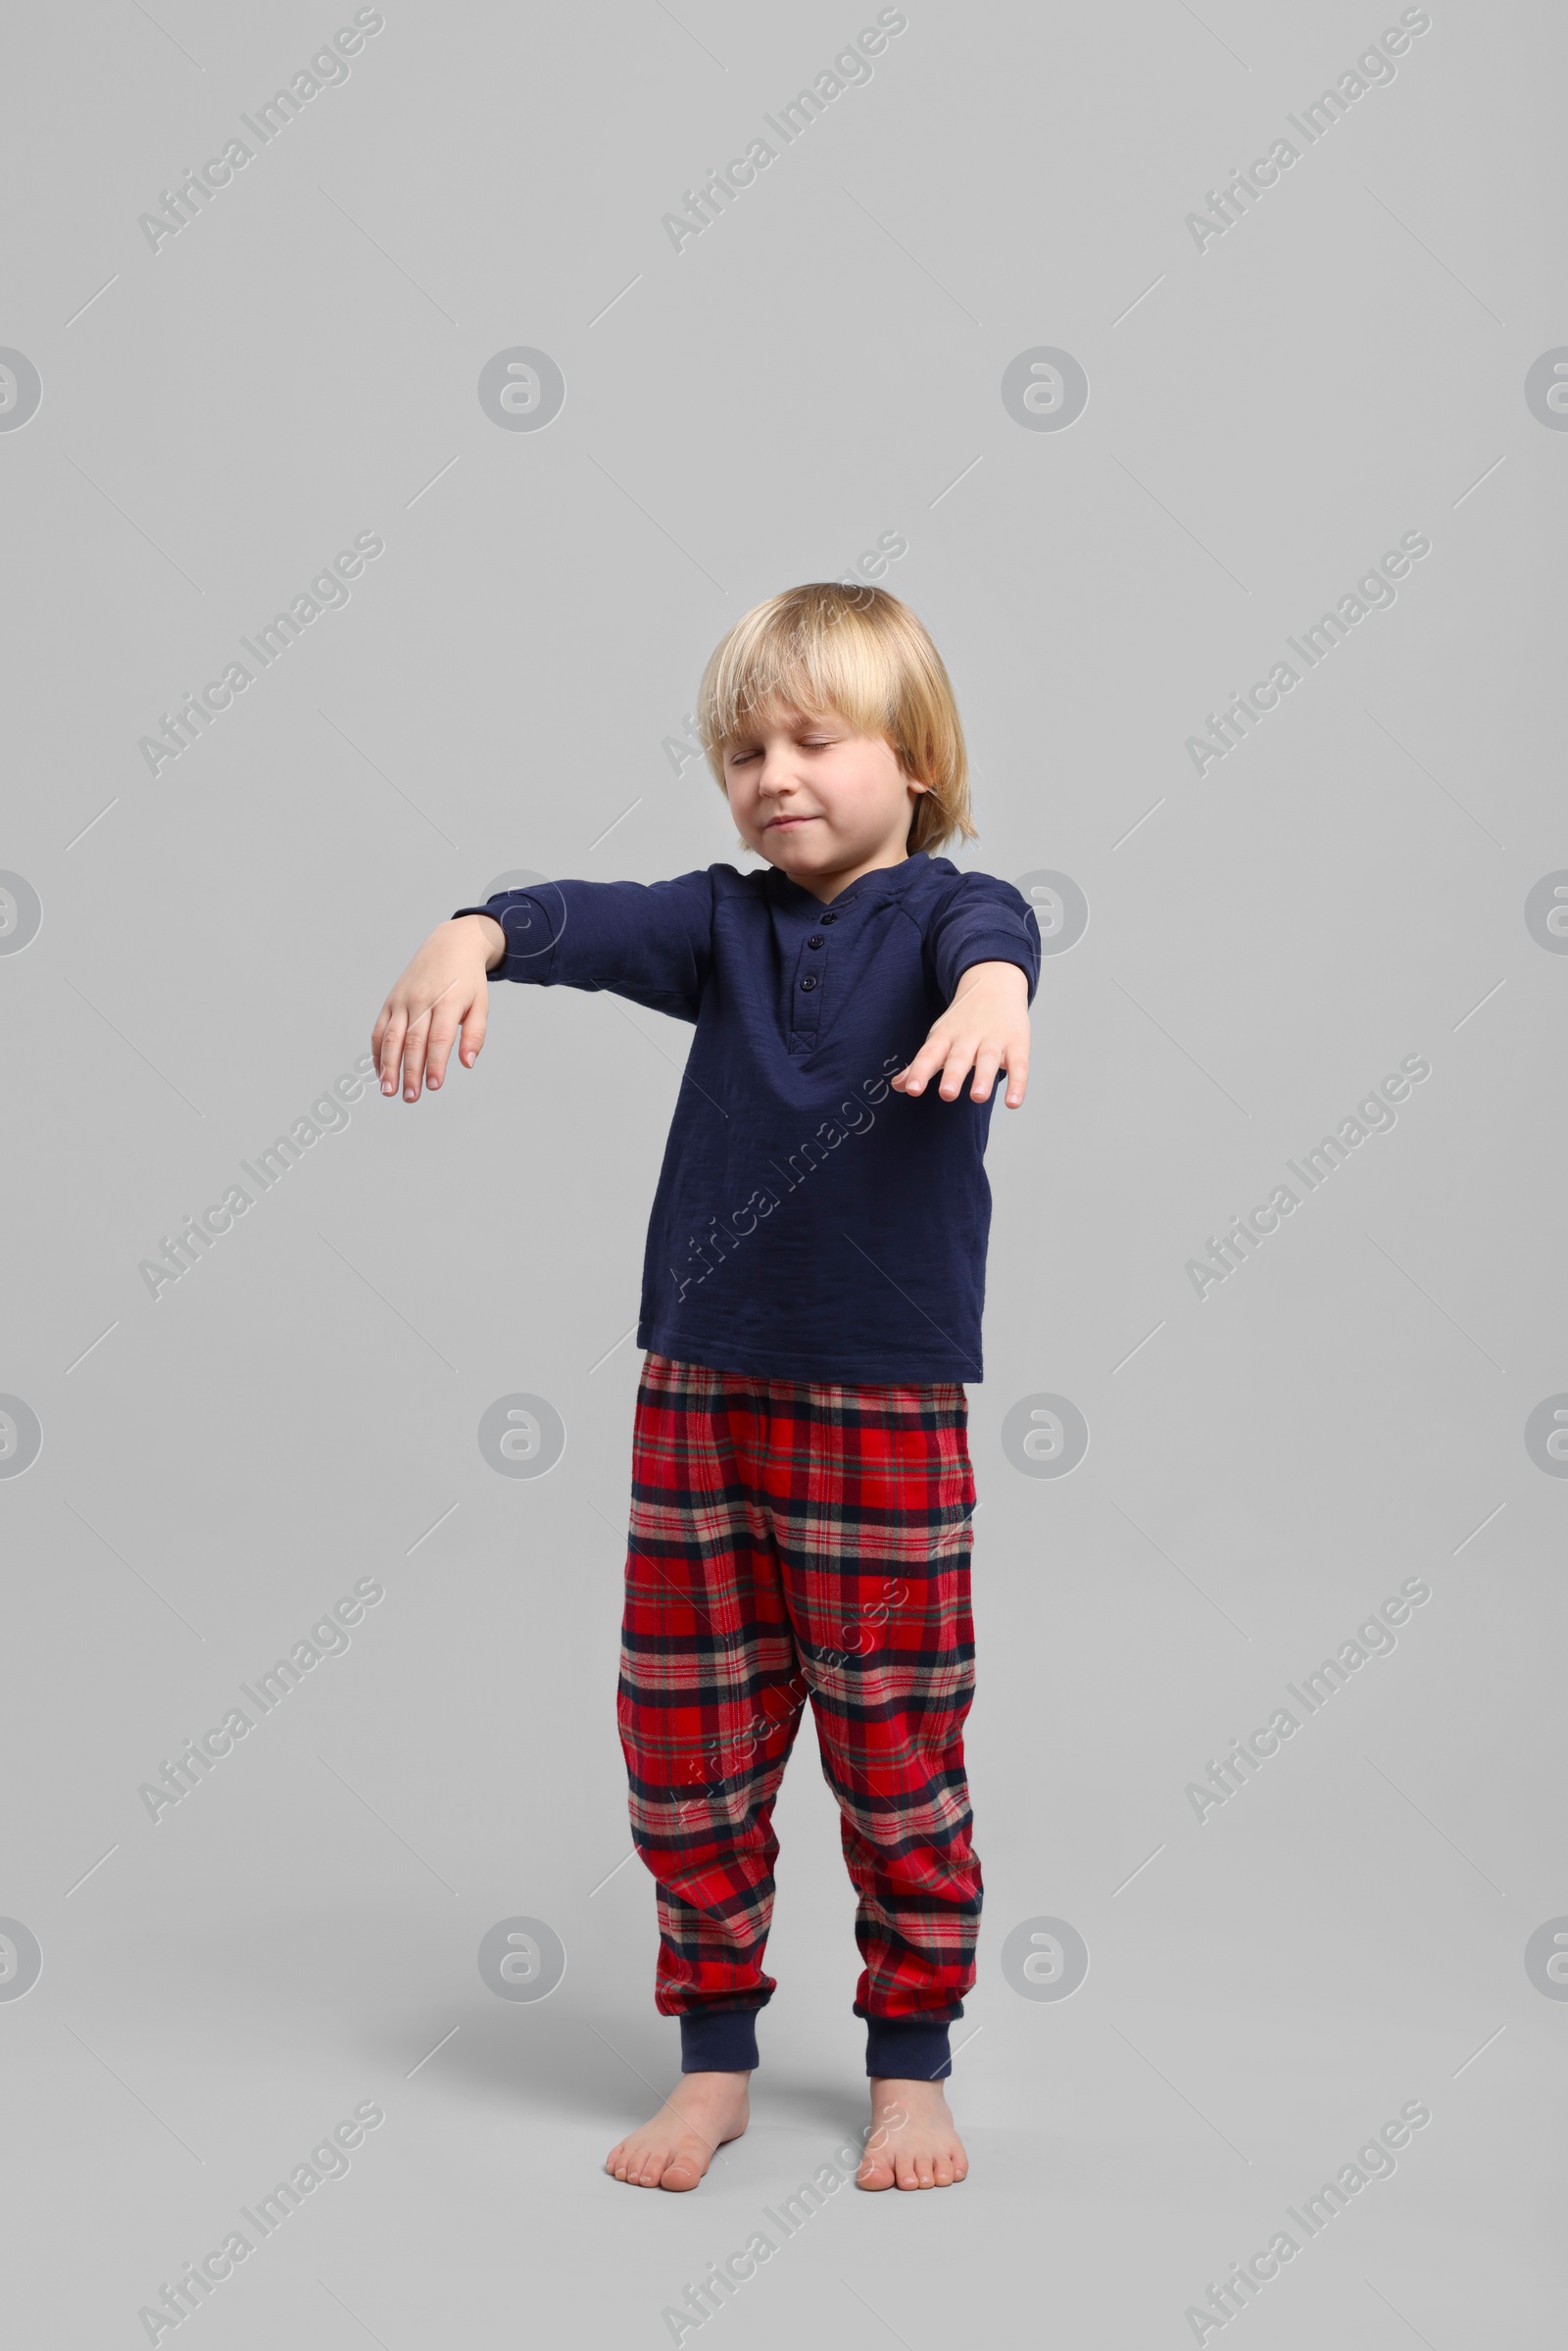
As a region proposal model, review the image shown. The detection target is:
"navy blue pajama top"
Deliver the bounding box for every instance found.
[452,853,1040,1387]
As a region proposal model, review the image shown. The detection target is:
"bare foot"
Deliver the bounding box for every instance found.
[856,2077,968,2190]
[605,2071,751,2191]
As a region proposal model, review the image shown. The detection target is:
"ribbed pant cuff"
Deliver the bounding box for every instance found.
[679,2007,760,2073]
[864,2015,954,2081]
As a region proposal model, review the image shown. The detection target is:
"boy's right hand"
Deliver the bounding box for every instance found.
[371,914,506,1101]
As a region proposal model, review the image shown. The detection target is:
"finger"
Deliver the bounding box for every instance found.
[936,1035,978,1101]
[423,995,463,1091]
[422,978,473,1092]
[894,1031,954,1097]
[400,1003,433,1101]
[458,982,489,1068]
[968,1044,1004,1102]
[376,1006,408,1098]
[1003,1044,1031,1107]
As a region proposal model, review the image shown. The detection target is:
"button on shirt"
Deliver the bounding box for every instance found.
[451,853,1041,1385]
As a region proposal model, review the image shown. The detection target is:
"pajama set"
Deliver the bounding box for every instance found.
[453,852,1041,2081]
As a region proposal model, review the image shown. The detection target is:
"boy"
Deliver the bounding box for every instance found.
[371,583,1040,2192]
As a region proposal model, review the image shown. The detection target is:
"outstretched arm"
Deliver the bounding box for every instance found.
[891,959,1032,1107]
[373,869,719,1102]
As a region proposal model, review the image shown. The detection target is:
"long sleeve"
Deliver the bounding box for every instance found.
[451,869,718,1024]
[922,870,1042,1004]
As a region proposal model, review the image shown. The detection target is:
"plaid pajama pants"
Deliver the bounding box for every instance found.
[617,1350,982,2076]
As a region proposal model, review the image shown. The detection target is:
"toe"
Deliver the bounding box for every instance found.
[857,2155,894,2191]
[894,2153,918,2191]
[913,2155,935,2188]
[933,2156,954,2185]
[659,2152,702,2193]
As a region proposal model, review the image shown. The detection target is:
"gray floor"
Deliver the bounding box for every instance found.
[8,1401,1559,2344]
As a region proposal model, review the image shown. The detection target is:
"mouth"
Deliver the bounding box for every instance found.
[764,814,817,831]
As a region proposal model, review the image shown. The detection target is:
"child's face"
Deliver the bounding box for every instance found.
[721,702,925,888]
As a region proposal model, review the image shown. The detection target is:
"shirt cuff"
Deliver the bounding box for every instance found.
[451,898,553,981]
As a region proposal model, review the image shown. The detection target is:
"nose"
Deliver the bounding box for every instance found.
[757,745,797,798]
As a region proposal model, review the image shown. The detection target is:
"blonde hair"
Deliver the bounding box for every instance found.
[696,582,975,857]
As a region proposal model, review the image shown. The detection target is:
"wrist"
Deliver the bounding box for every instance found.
[454,912,506,970]
[954,958,1028,1000]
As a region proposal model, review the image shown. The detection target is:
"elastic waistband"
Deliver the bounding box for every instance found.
[643,1349,966,1410]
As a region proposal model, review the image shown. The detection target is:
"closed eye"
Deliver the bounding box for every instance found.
[728,738,836,762]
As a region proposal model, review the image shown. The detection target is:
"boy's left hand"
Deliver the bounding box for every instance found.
[891,959,1032,1108]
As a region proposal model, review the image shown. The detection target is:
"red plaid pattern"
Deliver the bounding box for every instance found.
[617,1349,982,2028]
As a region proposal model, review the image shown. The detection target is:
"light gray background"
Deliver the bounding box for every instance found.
[2,1,1563,2342]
